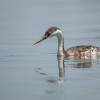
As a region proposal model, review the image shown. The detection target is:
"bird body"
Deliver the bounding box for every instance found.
[65,45,100,56]
[34,27,100,57]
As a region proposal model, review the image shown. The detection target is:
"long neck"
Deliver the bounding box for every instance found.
[56,31,65,56]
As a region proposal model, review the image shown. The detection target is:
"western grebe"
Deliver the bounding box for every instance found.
[34,27,100,56]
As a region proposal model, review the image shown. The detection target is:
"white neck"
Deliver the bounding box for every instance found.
[56,30,65,56]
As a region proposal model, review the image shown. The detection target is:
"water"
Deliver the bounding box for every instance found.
[0,0,100,100]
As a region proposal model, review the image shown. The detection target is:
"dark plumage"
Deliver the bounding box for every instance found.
[65,45,100,56]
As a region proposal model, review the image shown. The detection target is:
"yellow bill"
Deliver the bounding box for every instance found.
[33,36,47,45]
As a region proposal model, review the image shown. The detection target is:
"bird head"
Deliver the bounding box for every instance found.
[33,26,61,45]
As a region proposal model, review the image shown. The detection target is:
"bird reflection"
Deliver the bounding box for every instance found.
[47,54,100,84]
[35,54,100,84]
[64,54,100,60]
[34,55,100,99]
[46,56,65,84]
[57,56,65,77]
[64,54,100,68]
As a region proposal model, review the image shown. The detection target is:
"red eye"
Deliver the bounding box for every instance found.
[48,33,50,35]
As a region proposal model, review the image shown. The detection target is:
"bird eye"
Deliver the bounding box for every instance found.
[47,32,50,36]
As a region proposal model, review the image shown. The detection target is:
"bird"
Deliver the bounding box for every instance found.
[33,26,100,57]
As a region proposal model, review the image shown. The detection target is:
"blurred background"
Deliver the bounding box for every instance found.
[0,0,100,46]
